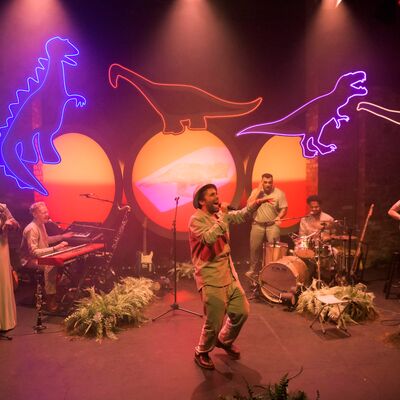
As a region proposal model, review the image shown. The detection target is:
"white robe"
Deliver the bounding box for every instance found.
[0,204,17,331]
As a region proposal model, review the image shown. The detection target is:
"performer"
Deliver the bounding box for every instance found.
[189,183,269,370]
[0,204,19,332]
[299,195,335,241]
[20,202,73,312]
[299,195,336,281]
[388,200,400,223]
[245,173,288,278]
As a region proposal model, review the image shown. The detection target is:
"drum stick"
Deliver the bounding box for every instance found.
[279,215,308,222]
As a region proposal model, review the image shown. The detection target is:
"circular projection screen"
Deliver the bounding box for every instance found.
[128,129,243,236]
[34,133,119,226]
[250,136,308,232]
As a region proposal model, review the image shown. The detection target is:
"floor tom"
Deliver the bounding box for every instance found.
[264,242,288,264]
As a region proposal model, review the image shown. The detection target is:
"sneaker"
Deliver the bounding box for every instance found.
[215,339,241,360]
[194,351,215,370]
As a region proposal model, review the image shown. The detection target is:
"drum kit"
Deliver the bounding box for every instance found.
[248,220,358,305]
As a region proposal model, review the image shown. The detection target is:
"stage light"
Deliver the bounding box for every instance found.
[321,0,340,10]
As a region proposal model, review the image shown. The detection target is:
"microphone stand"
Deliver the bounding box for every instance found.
[152,197,202,321]
[314,228,324,289]
[81,194,113,204]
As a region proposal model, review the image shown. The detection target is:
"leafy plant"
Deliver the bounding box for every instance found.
[217,370,318,400]
[168,261,195,280]
[64,277,156,341]
[296,280,378,325]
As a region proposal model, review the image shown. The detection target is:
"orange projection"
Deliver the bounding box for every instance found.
[251,136,308,232]
[34,133,116,226]
[130,129,238,233]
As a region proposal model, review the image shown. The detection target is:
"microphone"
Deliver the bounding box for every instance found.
[79,193,95,197]
[48,218,61,227]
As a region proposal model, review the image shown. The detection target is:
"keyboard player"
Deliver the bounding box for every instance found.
[20,202,75,312]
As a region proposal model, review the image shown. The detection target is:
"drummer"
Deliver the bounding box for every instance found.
[299,195,335,241]
[299,195,336,281]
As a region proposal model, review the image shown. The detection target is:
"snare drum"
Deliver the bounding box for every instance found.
[259,256,310,303]
[264,242,288,264]
[294,236,315,259]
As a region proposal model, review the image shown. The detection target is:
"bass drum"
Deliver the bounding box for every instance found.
[259,256,310,303]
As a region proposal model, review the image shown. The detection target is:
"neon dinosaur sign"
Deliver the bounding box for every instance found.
[237,71,368,158]
[108,63,262,135]
[0,36,86,195]
[357,102,400,126]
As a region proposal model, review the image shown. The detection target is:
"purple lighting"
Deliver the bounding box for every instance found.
[237,71,367,158]
[0,36,86,195]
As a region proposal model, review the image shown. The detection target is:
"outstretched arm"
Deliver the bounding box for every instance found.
[48,231,74,244]
[388,200,400,221]
[247,181,263,204]
[25,228,68,257]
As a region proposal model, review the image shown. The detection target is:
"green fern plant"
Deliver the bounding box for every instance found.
[64,277,156,341]
[168,261,195,280]
[296,280,378,324]
[217,370,317,400]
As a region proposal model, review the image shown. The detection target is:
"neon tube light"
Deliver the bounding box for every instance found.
[357,101,400,126]
[237,71,368,158]
[108,63,262,135]
[0,36,86,195]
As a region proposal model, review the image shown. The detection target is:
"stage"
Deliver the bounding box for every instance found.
[1,1,400,399]
[1,264,400,400]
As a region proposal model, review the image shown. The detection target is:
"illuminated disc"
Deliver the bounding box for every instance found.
[251,136,308,229]
[34,133,117,226]
[131,129,238,233]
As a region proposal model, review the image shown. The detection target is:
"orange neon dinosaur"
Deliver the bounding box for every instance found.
[108,63,262,135]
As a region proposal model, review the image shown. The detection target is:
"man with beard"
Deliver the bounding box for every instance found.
[189,183,269,370]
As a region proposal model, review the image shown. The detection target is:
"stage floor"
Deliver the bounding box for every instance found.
[1,265,400,400]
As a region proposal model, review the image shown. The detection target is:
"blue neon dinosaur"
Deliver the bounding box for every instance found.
[0,36,86,195]
[237,71,368,158]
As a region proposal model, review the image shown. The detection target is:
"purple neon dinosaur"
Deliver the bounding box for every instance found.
[237,71,368,158]
[0,36,86,195]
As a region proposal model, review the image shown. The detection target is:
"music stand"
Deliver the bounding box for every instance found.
[152,197,202,321]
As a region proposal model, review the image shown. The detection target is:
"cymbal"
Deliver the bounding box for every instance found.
[331,234,358,241]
